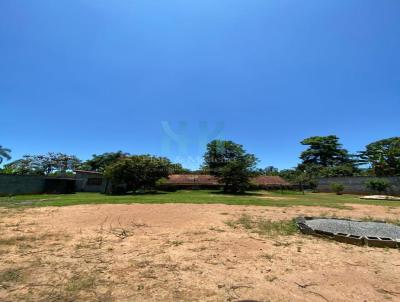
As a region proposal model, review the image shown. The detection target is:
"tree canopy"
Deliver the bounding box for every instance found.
[300,135,351,167]
[104,155,172,194]
[359,137,400,176]
[79,151,129,172]
[203,140,258,193]
[3,153,80,176]
[298,135,358,177]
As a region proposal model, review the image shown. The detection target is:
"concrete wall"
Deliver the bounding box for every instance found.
[0,174,46,195]
[75,173,107,193]
[317,176,400,195]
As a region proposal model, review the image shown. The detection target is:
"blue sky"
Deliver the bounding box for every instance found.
[1,0,399,170]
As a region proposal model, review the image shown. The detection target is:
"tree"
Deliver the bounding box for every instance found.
[359,137,400,176]
[168,163,191,174]
[255,166,279,176]
[293,171,316,194]
[79,151,129,172]
[3,153,81,175]
[278,169,300,182]
[0,146,11,164]
[299,135,358,177]
[3,156,39,175]
[203,140,258,193]
[104,155,171,194]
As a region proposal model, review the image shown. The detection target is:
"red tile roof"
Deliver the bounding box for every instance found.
[166,174,220,185]
[251,176,290,186]
[165,174,290,186]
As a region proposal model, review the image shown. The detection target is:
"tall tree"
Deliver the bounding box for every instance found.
[298,135,358,177]
[359,137,400,176]
[300,135,351,167]
[203,140,258,193]
[0,146,11,164]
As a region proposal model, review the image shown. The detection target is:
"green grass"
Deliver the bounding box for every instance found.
[0,190,400,208]
[226,214,298,237]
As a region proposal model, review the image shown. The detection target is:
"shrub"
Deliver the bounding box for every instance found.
[365,179,391,194]
[330,182,344,195]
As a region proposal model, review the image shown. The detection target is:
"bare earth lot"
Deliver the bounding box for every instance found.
[1,203,400,302]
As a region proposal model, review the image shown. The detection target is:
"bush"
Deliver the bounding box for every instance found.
[330,182,344,195]
[365,179,391,194]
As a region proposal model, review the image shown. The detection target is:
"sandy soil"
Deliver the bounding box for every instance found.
[1,203,400,302]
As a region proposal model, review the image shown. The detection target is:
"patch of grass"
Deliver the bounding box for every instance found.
[66,274,96,292]
[257,219,297,236]
[0,268,24,283]
[0,235,35,246]
[1,190,399,209]
[0,233,66,247]
[237,214,253,229]
[226,214,297,237]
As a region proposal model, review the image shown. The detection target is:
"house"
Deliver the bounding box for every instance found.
[251,176,291,189]
[74,170,291,192]
[74,170,107,192]
[161,174,291,190]
[160,174,221,190]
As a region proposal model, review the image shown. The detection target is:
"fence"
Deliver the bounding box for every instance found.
[317,176,400,195]
[0,174,75,195]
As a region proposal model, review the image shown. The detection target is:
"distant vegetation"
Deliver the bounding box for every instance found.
[1,136,399,194]
[365,179,391,194]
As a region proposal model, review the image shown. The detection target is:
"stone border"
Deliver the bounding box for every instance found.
[295,217,400,249]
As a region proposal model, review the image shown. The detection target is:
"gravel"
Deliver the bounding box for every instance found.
[305,218,400,239]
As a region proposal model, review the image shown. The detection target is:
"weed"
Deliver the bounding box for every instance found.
[265,275,277,282]
[170,240,184,246]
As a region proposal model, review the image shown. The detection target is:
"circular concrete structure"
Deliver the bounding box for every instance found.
[296,217,400,248]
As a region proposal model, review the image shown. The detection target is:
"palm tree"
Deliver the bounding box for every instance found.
[0,146,11,164]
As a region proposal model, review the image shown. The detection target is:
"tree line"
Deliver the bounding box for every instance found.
[264,136,400,188]
[0,136,399,194]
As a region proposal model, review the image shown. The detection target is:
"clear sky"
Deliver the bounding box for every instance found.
[1,0,399,170]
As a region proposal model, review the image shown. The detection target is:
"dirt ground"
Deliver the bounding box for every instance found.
[1,203,400,302]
